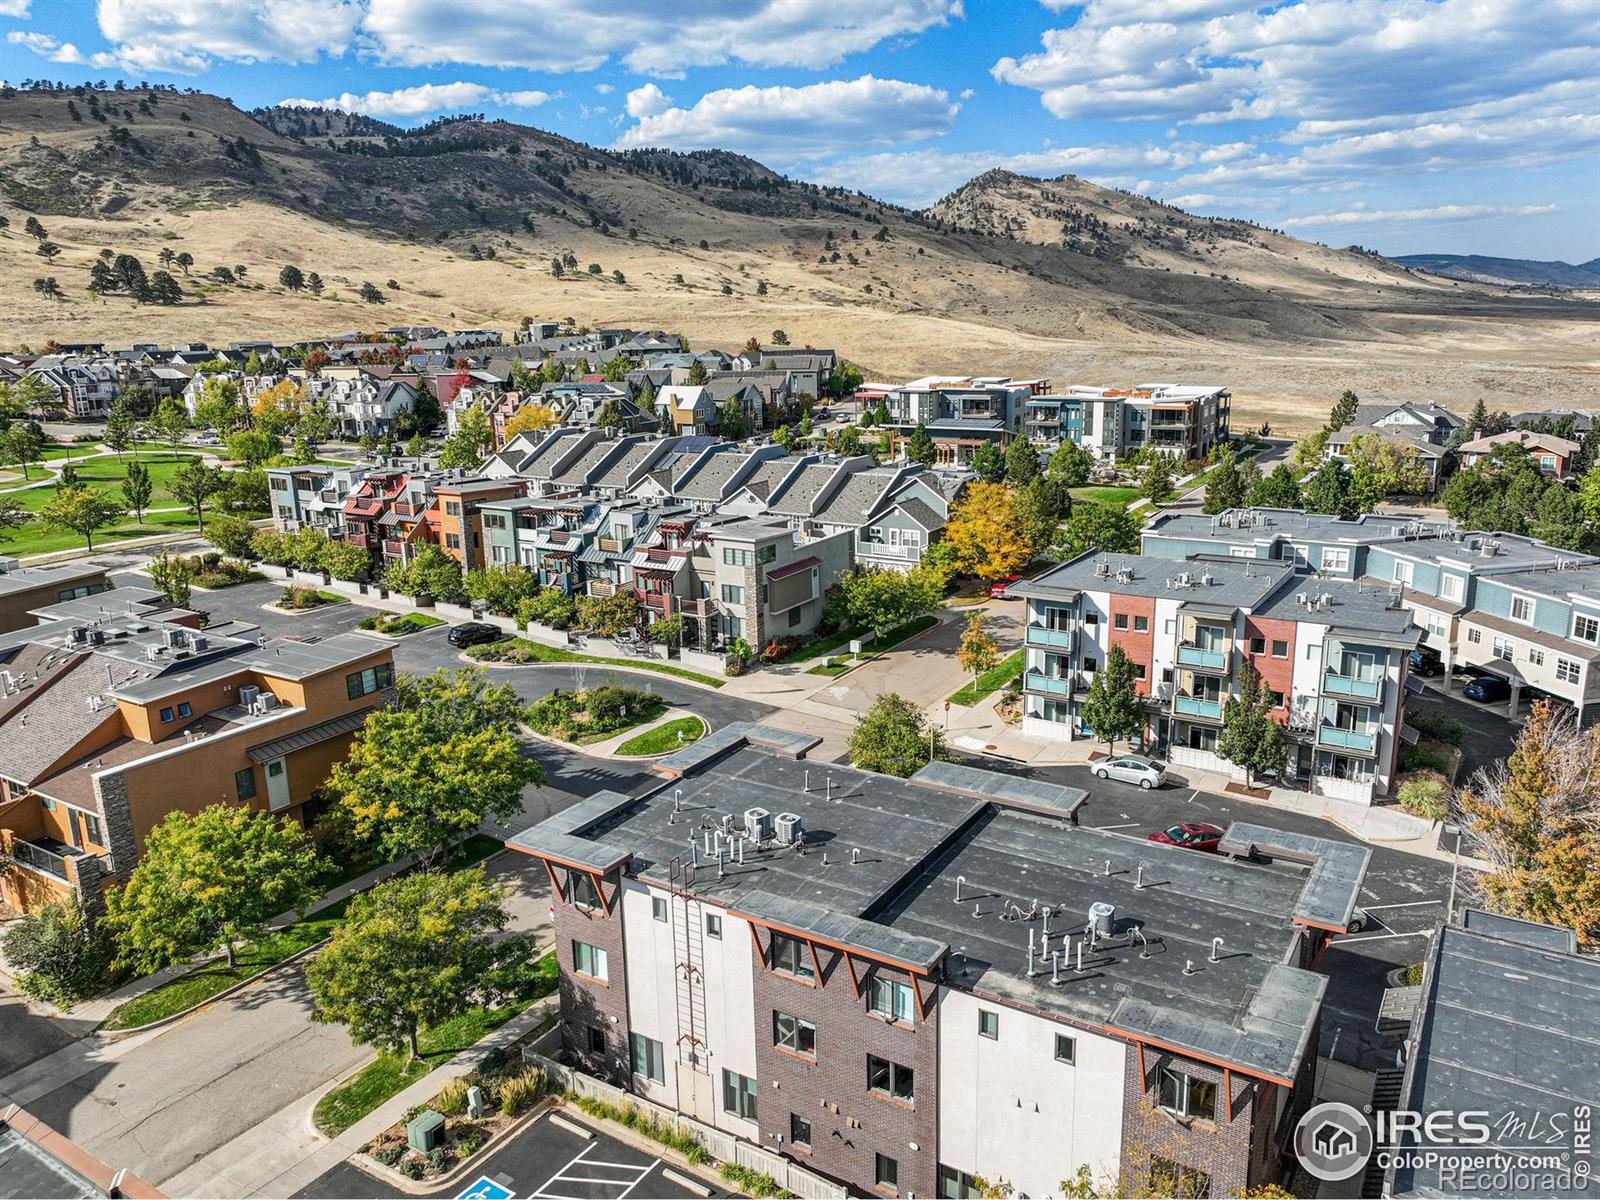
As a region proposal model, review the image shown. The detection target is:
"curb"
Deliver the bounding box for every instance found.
[98,937,327,1038]
[347,1100,557,1195]
[610,714,709,759]
[461,649,727,692]
[799,615,946,685]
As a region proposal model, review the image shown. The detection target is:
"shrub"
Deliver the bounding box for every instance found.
[1401,744,1452,775]
[1397,774,1448,822]
[278,585,332,610]
[455,1126,487,1156]
[372,1146,404,1167]
[399,1155,424,1180]
[498,1067,544,1116]
[434,1076,470,1116]
[424,1146,453,1174]
[760,635,803,663]
[720,1163,793,1197]
[0,900,114,1004]
[1406,708,1465,746]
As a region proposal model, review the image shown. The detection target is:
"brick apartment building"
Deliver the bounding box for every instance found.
[508,723,1367,1198]
[1015,550,1421,803]
[0,589,393,915]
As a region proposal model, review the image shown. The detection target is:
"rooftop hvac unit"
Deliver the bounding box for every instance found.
[1095,561,1111,578]
[1200,573,1214,586]
[1089,901,1116,939]
[774,812,804,846]
[162,628,185,649]
[69,627,89,645]
[0,556,16,574]
[252,693,278,714]
[89,629,105,646]
[192,636,207,651]
[239,685,261,709]
[744,807,774,842]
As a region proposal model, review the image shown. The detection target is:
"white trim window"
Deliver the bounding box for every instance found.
[1556,658,1581,685]
[1573,614,1599,645]
[1440,574,1464,603]
[1321,547,1351,573]
[1528,648,1544,667]
[1510,595,1535,625]
[1392,560,1414,587]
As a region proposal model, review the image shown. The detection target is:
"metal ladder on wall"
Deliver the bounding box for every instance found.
[668,857,708,1070]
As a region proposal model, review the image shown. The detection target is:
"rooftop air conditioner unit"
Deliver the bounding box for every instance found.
[744,807,774,842]
[239,685,261,709]
[1200,573,1214,586]
[162,628,185,649]
[253,693,278,715]
[69,627,89,645]
[774,813,804,846]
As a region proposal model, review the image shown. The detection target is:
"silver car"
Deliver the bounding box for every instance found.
[1093,755,1166,789]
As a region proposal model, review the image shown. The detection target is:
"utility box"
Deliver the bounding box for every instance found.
[407,1110,445,1153]
[467,1085,485,1120]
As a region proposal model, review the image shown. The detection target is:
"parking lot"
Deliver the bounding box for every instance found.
[296,1111,720,1199]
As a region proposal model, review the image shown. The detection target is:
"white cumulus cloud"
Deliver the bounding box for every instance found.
[625,83,673,119]
[616,75,959,160]
[280,81,551,118]
[1281,203,1560,227]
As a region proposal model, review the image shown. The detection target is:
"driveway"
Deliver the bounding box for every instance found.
[14,852,555,1188]
[807,604,1021,720]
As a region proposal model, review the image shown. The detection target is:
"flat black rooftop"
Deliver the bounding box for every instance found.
[509,723,1366,1081]
[1390,917,1600,1197]
[0,1126,102,1199]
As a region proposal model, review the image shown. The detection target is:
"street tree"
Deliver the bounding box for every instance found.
[328,668,544,866]
[849,692,945,778]
[837,564,942,644]
[105,805,318,971]
[225,428,278,469]
[905,422,936,467]
[945,481,1035,583]
[307,868,525,1061]
[956,612,1000,694]
[121,458,153,521]
[1216,662,1288,786]
[147,549,193,607]
[41,485,125,550]
[104,396,135,459]
[2,423,45,479]
[1079,644,1144,755]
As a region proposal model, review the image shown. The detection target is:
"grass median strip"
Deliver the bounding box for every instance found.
[312,953,558,1137]
[801,615,940,675]
[466,637,724,687]
[615,716,706,756]
[947,648,1025,706]
[101,834,505,1031]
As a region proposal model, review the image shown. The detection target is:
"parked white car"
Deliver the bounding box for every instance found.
[1093,755,1167,789]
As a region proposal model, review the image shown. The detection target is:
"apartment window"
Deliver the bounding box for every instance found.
[939,1166,983,1198]
[978,1009,999,1039]
[586,1026,607,1055]
[721,1070,758,1121]
[346,662,396,699]
[1468,628,1482,644]
[1151,1158,1211,1200]
[1573,615,1599,644]
[773,1011,817,1056]
[444,501,461,516]
[868,1055,915,1104]
[630,1033,665,1084]
[1114,613,1129,631]
[720,584,745,605]
[790,1112,813,1149]
[1392,560,1413,586]
[1157,1066,1218,1122]
[1083,612,1098,627]
[177,701,192,718]
[770,932,815,981]
[572,940,608,982]
[159,706,174,723]
[1268,689,1285,708]
[1441,574,1464,603]
[445,534,461,550]
[1492,637,1514,662]
[652,896,668,923]
[234,768,257,801]
[705,912,722,939]
[1082,656,1098,674]
[1320,548,1350,573]
[1054,1033,1076,1064]
[569,872,601,909]
[82,814,102,846]
[1271,639,1289,658]
[1557,658,1581,685]
[1249,636,1266,655]
[1133,615,1149,632]
[1510,596,1535,624]
[723,547,752,566]
[869,976,915,1023]
[876,1154,900,1193]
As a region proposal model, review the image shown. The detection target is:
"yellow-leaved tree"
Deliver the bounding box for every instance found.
[945,481,1034,583]
[502,403,560,442]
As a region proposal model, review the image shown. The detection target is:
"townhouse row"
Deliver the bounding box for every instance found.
[509,723,1367,1199]
[0,585,394,915]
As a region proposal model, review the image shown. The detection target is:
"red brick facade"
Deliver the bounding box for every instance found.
[550,864,633,1088]
[1108,594,1158,698]
[1242,616,1297,717]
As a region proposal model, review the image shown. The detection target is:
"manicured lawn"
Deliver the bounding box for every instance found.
[0,453,219,512]
[312,952,558,1136]
[467,637,724,688]
[358,612,445,635]
[1069,486,1140,508]
[276,588,349,609]
[615,716,705,756]
[805,656,853,677]
[788,624,866,663]
[947,648,1025,706]
[0,510,202,559]
[101,834,505,1031]
[800,615,940,675]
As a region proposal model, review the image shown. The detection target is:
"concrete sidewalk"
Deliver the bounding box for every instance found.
[159,997,559,1198]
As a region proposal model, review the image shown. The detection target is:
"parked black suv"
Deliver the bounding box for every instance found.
[447,621,505,649]
[1408,647,1445,676]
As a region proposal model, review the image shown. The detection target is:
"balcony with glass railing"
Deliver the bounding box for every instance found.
[1322,668,1382,700]
[1023,670,1074,696]
[1174,694,1223,720]
[1025,625,1073,649]
[1177,643,1228,671]
[1317,725,1376,753]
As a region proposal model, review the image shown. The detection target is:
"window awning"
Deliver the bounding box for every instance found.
[247,708,374,764]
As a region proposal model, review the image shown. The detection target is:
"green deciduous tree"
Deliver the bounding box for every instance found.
[148,396,190,454]
[1079,644,1144,755]
[849,692,945,778]
[1201,450,1248,514]
[307,868,525,1061]
[1048,440,1095,487]
[225,429,278,469]
[463,565,542,615]
[1248,462,1303,510]
[971,441,1005,484]
[169,458,226,531]
[105,805,318,971]
[1216,662,1288,786]
[104,395,136,459]
[837,564,941,643]
[717,397,753,440]
[41,485,125,550]
[328,668,544,866]
[1056,501,1139,557]
[120,458,153,521]
[0,901,114,1004]
[437,407,492,470]
[383,544,464,601]
[147,549,193,607]
[956,611,1000,693]
[1301,460,1354,520]
[206,512,255,560]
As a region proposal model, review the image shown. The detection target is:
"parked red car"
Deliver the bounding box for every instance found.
[1146,822,1226,852]
[989,573,1024,599]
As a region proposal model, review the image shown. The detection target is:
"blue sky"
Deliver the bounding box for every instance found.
[3,0,1596,261]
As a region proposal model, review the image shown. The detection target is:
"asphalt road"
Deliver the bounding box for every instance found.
[296,1110,721,1199]
[953,753,1455,1071]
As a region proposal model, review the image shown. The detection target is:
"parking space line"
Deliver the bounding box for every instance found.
[534,1145,601,1198]
[616,1163,661,1199]
[1096,822,1138,830]
[1362,900,1440,910]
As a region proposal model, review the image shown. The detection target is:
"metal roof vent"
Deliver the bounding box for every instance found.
[1089,901,1116,939]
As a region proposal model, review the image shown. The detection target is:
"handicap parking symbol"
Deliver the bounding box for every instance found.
[456,1176,514,1200]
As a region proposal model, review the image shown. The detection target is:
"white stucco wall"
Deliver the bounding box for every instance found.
[937,989,1126,1198]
